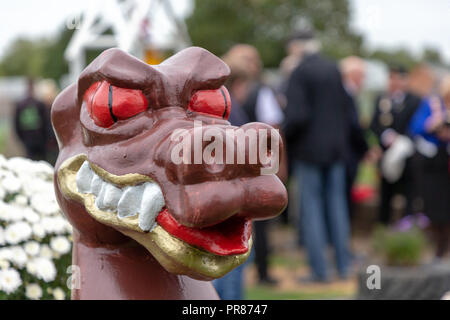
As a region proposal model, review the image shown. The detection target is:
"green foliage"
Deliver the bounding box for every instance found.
[186,0,363,67]
[372,226,427,267]
[422,47,443,65]
[366,48,419,71]
[0,26,74,83]
[0,123,7,154]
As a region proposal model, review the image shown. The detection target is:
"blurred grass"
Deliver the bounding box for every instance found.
[245,286,352,300]
[0,121,8,154]
[269,254,305,270]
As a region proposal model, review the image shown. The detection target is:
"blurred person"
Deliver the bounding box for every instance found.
[276,31,322,227]
[283,31,351,282]
[13,78,50,161]
[339,56,369,219]
[408,64,435,98]
[212,68,252,300]
[36,79,59,165]
[222,44,285,286]
[278,30,318,99]
[370,65,422,224]
[409,76,450,260]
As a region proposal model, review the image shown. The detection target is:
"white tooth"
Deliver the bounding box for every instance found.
[95,182,108,210]
[76,161,93,193]
[90,174,103,196]
[102,183,122,209]
[139,183,165,231]
[117,184,145,219]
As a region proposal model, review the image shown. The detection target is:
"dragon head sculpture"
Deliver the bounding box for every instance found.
[52,47,287,286]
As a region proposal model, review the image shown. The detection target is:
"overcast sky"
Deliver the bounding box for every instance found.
[0,0,449,63]
[351,0,450,63]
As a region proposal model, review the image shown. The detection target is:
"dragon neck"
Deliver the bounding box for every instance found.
[70,232,218,299]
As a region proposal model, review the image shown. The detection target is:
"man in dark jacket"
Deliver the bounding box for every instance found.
[14,78,49,161]
[284,32,351,282]
[370,65,422,224]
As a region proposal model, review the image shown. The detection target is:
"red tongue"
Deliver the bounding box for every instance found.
[156,209,251,256]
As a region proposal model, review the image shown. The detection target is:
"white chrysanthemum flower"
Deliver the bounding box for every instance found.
[7,205,25,222]
[64,220,73,233]
[33,257,56,282]
[1,174,21,193]
[0,259,10,270]
[13,194,28,206]
[0,268,22,294]
[31,193,59,216]
[0,248,12,261]
[32,223,46,239]
[25,283,43,300]
[23,208,40,224]
[50,236,71,255]
[4,222,32,244]
[0,226,4,245]
[42,216,71,235]
[51,216,67,235]
[0,155,7,168]
[24,241,41,256]
[52,287,65,300]
[21,178,53,199]
[0,187,5,200]
[9,246,27,268]
[41,217,57,233]
[0,202,12,222]
[39,245,53,259]
[26,260,37,276]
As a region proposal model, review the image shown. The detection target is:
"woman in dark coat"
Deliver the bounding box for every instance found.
[409,77,450,259]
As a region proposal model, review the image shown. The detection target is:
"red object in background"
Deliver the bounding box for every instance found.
[351,184,375,204]
[83,81,148,128]
[188,86,231,120]
[156,208,251,256]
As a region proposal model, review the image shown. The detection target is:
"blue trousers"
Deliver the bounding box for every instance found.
[295,161,351,280]
[212,264,245,300]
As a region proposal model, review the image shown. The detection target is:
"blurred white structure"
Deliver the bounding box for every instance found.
[64,0,192,86]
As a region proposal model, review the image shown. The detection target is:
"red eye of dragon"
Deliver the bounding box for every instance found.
[83,81,148,128]
[188,86,231,120]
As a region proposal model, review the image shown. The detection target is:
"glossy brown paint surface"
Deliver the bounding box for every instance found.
[52,47,287,299]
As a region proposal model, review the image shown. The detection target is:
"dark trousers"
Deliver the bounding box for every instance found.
[253,220,269,280]
[378,174,413,225]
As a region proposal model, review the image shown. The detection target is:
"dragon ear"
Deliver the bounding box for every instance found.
[188,86,231,120]
[83,80,148,128]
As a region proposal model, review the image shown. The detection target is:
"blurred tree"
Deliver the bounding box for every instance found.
[186,0,363,67]
[41,27,75,81]
[0,38,47,77]
[422,47,442,65]
[0,26,74,84]
[367,48,418,70]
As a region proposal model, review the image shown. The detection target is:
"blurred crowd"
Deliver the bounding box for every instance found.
[8,29,450,300]
[212,30,450,299]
